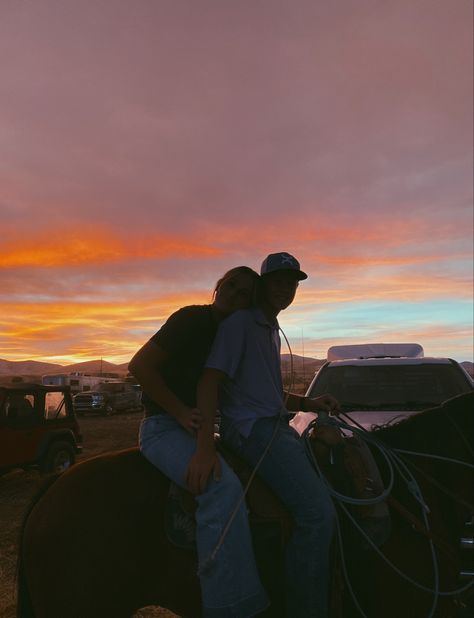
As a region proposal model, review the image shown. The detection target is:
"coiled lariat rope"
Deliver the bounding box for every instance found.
[302,414,474,618]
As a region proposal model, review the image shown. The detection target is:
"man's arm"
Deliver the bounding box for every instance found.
[186,312,246,494]
[284,391,340,415]
[185,368,227,495]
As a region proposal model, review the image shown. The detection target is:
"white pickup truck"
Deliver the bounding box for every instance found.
[291,343,473,433]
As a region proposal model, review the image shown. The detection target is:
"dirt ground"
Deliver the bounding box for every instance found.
[0,412,179,618]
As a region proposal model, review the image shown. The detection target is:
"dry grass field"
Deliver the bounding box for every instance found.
[0,412,179,618]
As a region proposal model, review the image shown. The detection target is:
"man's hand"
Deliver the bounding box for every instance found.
[175,406,202,434]
[185,445,222,495]
[307,393,340,415]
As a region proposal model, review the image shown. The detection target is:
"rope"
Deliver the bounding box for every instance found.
[393,448,474,469]
[198,410,282,574]
[393,454,473,512]
[302,415,474,617]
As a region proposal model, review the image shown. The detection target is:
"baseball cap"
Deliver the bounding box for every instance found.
[260,252,308,280]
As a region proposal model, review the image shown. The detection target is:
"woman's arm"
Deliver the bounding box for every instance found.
[185,368,227,495]
[128,340,201,432]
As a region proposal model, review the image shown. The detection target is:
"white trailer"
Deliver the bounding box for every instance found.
[41,373,103,394]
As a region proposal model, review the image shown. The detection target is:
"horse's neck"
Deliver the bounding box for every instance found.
[376,403,472,457]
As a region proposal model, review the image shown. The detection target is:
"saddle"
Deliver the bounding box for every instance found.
[164,440,291,549]
[165,429,390,550]
[312,424,392,549]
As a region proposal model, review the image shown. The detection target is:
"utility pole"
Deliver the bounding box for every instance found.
[301,329,306,392]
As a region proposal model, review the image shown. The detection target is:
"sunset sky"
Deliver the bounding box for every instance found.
[1,0,472,365]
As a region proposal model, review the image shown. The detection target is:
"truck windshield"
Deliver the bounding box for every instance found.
[308,364,472,411]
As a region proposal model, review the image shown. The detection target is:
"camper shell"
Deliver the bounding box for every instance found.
[327,343,424,362]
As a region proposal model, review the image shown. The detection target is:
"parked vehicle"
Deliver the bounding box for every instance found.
[291,343,474,433]
[73,381,143,416]
[0,383,83,474]
[41,372,117,394]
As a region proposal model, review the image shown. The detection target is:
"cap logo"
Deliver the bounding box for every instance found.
[280,254,295,265]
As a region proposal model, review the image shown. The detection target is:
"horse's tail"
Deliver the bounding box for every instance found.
[16,473,62,618]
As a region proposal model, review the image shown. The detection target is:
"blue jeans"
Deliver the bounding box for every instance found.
[140,414,268,618]
[221,416,336,618]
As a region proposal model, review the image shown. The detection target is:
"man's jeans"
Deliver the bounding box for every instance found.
[140,414,268,618]
[221,416,336,618]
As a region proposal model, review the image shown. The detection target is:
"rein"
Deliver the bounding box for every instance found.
[445,410,474,457]
[394,454,474,512]
[384,405,473,512]
[386,494,459,566]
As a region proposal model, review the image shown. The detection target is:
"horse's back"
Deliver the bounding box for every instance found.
[20,448,184,618]
[24,448,168,546]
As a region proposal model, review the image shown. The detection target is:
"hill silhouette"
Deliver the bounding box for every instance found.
[0,355,324,377]
[0,356,471,379]
[0,358,129,377]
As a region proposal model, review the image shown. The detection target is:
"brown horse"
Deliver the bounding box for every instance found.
[17,392,473,618]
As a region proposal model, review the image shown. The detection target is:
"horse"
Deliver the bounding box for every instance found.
[17,392,473,618]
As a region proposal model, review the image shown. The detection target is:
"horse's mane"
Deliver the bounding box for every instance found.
[370,391,473,451]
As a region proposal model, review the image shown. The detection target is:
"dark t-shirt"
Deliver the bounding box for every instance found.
[142,305,218,412]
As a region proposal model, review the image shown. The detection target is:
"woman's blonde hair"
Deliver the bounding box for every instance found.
[213,266,260,305]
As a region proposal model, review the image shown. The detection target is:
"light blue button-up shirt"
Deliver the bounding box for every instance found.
[205,307,289,437]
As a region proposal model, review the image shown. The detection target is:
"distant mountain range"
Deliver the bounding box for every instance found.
[0,356,472,377]
[280,354,325,373]
[0,355,323,377]
[0,358,130,376]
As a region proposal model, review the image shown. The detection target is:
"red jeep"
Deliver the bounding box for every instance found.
[0,383,83,474]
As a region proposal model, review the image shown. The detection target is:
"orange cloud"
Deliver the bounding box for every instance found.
[1,215,471,364]
[1,292,208,329]
[0,228,221,268]
[2,211,465,270]
[0,291,210,363]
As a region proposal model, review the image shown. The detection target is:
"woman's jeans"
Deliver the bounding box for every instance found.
[140,414,268,618]
[222,416,336,618]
